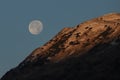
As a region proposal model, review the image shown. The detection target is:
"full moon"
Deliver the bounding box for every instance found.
[29,20,43,35]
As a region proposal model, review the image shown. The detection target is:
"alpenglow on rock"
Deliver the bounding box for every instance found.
[20,13,120,65]
[1,13,120,80]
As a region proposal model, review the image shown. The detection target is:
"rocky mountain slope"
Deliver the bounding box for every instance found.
[1,13,120,80]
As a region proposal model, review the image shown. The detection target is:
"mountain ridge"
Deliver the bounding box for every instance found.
[1,13,120,80]
[20,13,120,64]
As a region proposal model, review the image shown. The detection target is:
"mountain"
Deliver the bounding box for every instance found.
[1,13,120,80]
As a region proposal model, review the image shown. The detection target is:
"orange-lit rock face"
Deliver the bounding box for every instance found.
[23,13,120,64]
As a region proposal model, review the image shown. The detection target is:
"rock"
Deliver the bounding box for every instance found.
[21,13,120,64]
[1,13,120,80]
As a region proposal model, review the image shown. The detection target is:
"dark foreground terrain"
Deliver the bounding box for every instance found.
[1,41,120,80]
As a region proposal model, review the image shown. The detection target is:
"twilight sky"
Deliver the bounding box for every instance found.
[0,0,120,77]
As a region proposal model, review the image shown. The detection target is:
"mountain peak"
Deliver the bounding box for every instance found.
[1,13,120,80]
[20,13,120,65]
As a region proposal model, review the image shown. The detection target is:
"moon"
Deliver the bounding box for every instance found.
[29,20,43,35]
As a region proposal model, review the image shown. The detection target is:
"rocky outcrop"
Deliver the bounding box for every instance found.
[21,13,120,64]
[1,13,120,80]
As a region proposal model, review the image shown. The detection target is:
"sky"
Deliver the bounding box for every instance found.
[0,0,120,77]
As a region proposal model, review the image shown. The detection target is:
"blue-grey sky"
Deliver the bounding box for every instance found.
[0,0,120,77]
